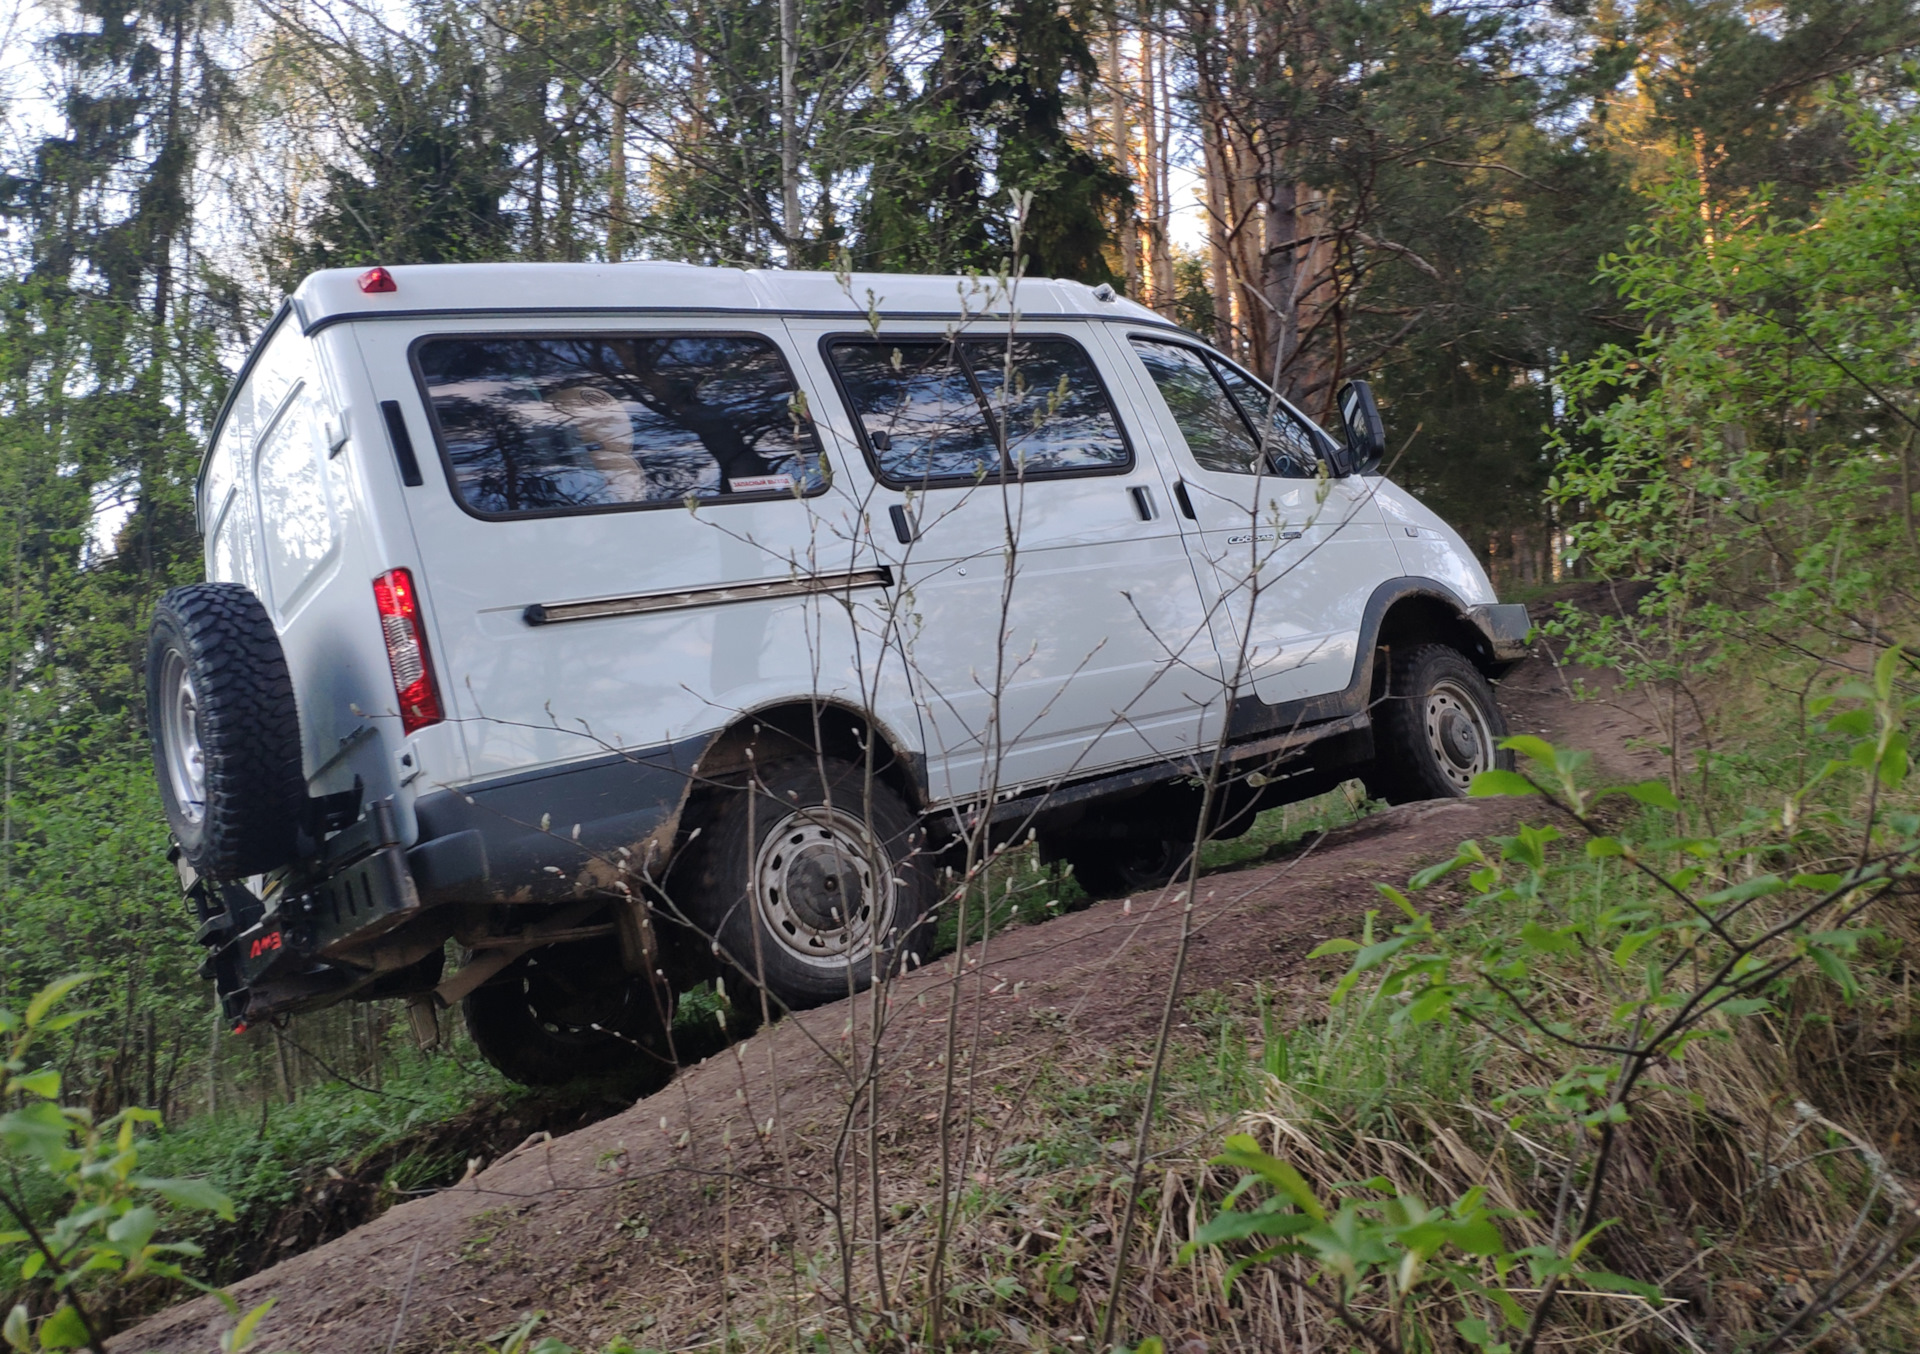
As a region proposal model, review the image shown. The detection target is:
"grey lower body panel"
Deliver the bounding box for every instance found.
[203,734,708,1022]
[1470,602,1534,662]
[410,732,709,903]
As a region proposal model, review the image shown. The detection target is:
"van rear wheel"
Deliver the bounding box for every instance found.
[1060,837,1190,898]
[1365,643,1511,804]
[683,757,936,1012]
[462,941,676,1090]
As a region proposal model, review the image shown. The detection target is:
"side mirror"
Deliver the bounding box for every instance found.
[1337,380,1386,476]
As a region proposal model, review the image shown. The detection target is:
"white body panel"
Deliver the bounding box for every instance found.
[1372,480,1499,605]
[195,263,1499,848]
[346,315,913,791]
[198,316,437,840]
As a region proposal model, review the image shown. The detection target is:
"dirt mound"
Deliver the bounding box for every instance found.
[208,1090,644,1283]
[114,636,1660,1354]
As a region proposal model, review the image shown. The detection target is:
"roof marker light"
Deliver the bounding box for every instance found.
[358,266,398,294]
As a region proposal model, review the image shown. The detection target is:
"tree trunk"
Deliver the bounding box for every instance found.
[2,510,20,919]
[1105,18,1140,298]
[1195,36,1235,350]
[530,139,546,257]
[779,0,803,258]
[1145,28,1175,314]
[609,62,630,260]
[153,15,188,328]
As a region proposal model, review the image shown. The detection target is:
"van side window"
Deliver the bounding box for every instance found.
[1130,338,1320,478]
[415,335,826,517]
[829,340,997,483]
[827,335,1129,485]
[962,339,1129,474]
[1209,361,1322,478]
[255,383,337,609]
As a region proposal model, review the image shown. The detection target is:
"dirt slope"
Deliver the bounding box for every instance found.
[115,639,1660,1354]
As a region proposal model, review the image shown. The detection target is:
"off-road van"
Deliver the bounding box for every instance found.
[147,262,1529,1086]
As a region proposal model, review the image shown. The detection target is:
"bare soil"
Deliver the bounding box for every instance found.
[114,623,1662,1354]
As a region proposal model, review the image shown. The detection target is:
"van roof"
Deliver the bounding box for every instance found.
[289,262,1171,333]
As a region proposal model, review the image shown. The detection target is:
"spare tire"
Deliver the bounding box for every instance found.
[146,583,306,879]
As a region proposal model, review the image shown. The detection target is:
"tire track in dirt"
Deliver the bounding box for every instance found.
[115,638,1661,1353]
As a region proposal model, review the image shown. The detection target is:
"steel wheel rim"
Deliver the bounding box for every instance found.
[160,650,208,824]
[1423,678,1494,794]
[752,804,894,970]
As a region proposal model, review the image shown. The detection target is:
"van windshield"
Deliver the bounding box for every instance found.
[415,334,826,516]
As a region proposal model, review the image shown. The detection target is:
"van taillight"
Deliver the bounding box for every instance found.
[371,568,442,733]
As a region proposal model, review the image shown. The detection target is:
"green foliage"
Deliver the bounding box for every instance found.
[1190,653,1920,1350]
[269,2,535,284]
[136,1043,511,1275]
[0,979,238,1353]
[1550,92,1920,685]
[852,0,1127,281]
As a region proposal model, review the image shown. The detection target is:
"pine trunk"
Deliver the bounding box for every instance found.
[609,63,630,260]
[1106,20,1140,299]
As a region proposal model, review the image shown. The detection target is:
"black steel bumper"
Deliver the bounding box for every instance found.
[198,735,706,1022]
[208,799,428,1021]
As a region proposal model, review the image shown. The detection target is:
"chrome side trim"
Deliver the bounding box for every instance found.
[523,567,894,626]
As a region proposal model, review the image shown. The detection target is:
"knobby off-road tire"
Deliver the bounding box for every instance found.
[146,583,306,879]
[463,940,676,1090]
[1062,836,1191,898]
[685,756,937,1012]
[1365,643,1512,804]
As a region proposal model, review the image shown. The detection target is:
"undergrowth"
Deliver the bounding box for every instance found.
[642,648,1920,1353]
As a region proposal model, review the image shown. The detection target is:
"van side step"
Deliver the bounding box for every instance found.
[981,710,1372,828]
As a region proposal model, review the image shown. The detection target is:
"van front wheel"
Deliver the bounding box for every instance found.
[684,757,936,1012]
[1365,643,1511,804]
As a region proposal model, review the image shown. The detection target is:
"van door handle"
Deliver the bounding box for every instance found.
[887,504,918,544]
[1172,480,1196,520]
[1129,486,1158,521]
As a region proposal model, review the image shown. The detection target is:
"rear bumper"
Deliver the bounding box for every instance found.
[213,799,426,1021]
[205,734,706,1022]
[1470,602,1533,665]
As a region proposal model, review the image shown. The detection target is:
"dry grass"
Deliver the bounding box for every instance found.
[586,793,1920,1354]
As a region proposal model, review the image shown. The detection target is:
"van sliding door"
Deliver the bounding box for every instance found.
[786,318,1224,805]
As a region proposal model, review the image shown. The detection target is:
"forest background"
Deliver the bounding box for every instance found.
[0,0,1919,1344]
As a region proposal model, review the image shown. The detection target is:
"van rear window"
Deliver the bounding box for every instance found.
[414,334,826,516]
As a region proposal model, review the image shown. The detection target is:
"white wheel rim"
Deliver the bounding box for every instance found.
[752,804,895,970]
[160,650,208,824]
[1423,678,1494,795]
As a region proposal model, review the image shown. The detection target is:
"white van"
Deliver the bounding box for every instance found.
[146,262,1528,1086]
